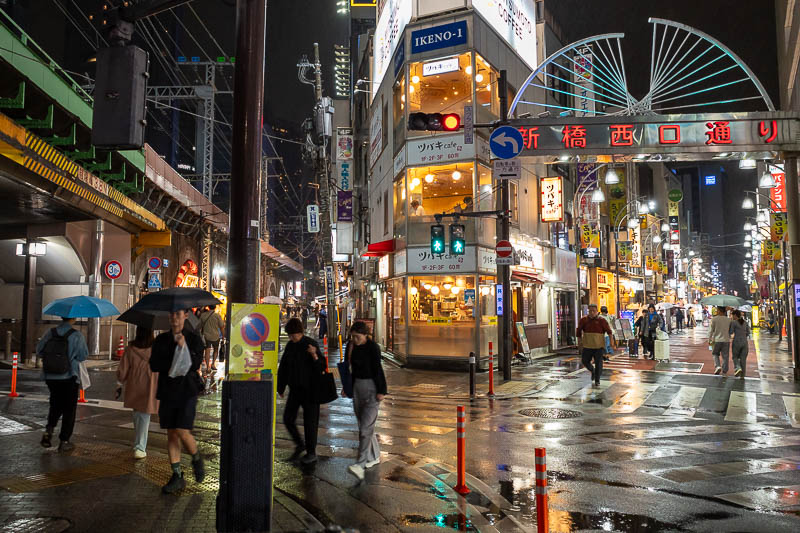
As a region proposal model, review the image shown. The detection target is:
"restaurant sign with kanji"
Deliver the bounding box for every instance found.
[540,177,563,223]
[512,112,800,156]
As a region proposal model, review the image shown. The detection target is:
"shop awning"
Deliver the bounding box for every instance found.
[362,239,395,257]
[512,270,546,284]
[260,240,303,273]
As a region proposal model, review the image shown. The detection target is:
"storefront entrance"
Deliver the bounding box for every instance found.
[556,290,576,347]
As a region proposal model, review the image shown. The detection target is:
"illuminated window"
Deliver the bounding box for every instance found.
[393,75,406,125]
[407,163,474,219]
[408,52,472,132]
[474,54,500,123]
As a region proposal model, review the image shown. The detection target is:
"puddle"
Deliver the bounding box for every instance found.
[550,509,686,532]
[403,513,476,531]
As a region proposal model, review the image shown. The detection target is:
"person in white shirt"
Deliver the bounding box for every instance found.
[410,200,426,216]
[708,306,732,375]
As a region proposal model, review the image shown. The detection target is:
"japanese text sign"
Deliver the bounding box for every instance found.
[771,212,788,241]
[540,176,563,222]
[770,169,786,211]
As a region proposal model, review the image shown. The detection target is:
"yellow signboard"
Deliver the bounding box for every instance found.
[618,241,633,262]
[668,200,679,217]
[771,212,788,241]
[427,316,453,325]
[764,240,782,260]
[581,224,599,248]
[607,167,627,223]
[646,256,653,270]
[228,303,281,378]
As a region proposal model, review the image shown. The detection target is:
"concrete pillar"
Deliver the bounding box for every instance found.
[20,241,37,365]
[88,220,104,356]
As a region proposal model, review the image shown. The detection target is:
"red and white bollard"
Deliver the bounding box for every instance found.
[488,341,495,397]
[78,388,87,403]
[454,405,470,495]
[8,352,19,398]
[323,335,329,370]
[534,447,549,533]
[116,336,125,359]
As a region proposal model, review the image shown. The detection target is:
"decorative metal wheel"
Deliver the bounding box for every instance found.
[510,18,775,117]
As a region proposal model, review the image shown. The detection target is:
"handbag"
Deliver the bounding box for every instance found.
[78,361,91,390]
[314,342,338,404]
[337,342,354,398]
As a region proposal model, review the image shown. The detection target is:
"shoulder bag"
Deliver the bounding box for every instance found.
[314,343,339,404]
[337,342,354,398]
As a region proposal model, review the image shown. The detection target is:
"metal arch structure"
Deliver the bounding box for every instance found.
[510,18,775,118]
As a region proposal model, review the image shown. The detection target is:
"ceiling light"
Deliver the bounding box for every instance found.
[648,200,656,210]
[758,171,778,189]
[653,235,662,243]
[452,170,461,180]
[739,159,756,169]
[425,173,434,183]
[410,177,421,189]
[475,73,484,82]
[430,286,440,295]
[465,65,472,75]
[411,75,420,83]
[741,196,755,209]
[743,221,752,231]
[661,223,670,232]
[604,167,619,184]
[590,188,605,203]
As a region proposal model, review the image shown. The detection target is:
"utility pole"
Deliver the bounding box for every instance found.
[498,70,512,381]
[784,155,800,380]
[299,43,340,351]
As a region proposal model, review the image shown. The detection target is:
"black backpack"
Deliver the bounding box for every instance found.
[41,328,77,374]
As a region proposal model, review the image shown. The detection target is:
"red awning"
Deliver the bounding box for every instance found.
[512,270,545,284]
[362,239,395,257]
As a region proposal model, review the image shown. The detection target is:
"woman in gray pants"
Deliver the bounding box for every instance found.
[345,321,387,481]
[729,310,751,378]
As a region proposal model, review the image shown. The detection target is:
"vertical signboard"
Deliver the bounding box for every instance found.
[540,177,564,222]
[336,127,354,161]
[607,167,627,224]
[770,167,786,210]
[307,204,320,233]
[572,45,595,117]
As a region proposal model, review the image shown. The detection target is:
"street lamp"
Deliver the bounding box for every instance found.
[743,221,753,231]
[758,171,778,189]
[660,222,670,232]
[653,234,662,244]
[741,196,755,209]
[591,188,605,203]
[604,167,620,184]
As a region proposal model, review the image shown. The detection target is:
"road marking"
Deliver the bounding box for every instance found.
[663,386,706,416]
[783,395,800,428]
[608,383,660,413]
[645,456,800,483]
[725,391,758,423]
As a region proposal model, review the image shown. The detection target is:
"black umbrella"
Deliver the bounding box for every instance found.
[117,307,201,332]
[133,287,221,312]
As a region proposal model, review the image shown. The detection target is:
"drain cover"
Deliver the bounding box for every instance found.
[1,518,71,533]
[519,408,582,419]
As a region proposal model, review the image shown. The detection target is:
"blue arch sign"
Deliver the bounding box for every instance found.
[490,126,524,159]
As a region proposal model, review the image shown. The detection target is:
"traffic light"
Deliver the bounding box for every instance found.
[431,224,445,254]
[409,112,461,132]
[449,224,465,255]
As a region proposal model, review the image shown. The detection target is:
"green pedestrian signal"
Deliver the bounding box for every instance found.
[431,224,445,255]
[450,224,465,255]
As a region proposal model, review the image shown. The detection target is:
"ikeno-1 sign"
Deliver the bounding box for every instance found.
[512,113,800,156]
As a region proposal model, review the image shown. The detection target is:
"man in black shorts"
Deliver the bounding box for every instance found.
[149,309,206,494]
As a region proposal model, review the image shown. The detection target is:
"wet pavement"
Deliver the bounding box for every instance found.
[0,324,798,532]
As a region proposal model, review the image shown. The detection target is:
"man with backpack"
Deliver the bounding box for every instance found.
[37,317,89,452]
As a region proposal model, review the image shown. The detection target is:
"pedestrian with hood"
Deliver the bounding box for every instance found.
[116,326,158,459]
[576,304,615,386]
[708,306,732,375]
[639,304,664,360]
[149,310,206,494]
[729,310,751,378]
[38,317,89,452]
[277,317,325,465]
[344,321,387,481]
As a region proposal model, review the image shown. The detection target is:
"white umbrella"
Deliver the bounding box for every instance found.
[656,302,674,310]
[263,295,282,305]
[738,304,753,313]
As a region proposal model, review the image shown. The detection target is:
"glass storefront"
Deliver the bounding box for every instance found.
[555,291,576,347]
[405,163,477,220]
[407,274,476,359]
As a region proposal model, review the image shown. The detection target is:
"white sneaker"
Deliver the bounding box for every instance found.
[133,449,147,459]
[365,457,380,468]
[348,464,365,480]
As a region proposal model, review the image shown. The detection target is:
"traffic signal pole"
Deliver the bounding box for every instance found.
[498,70,512,381]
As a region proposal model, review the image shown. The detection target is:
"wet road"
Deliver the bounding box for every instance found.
[0,324,798,531]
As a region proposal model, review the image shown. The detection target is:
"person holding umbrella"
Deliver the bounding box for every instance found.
[149,308,207,494]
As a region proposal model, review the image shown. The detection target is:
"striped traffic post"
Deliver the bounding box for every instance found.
[8,352,19,397]
[454,405,470,495]
[78,388,87,403]
[534,447,549,533]
[323,335,329,369]
[488,341,495,397]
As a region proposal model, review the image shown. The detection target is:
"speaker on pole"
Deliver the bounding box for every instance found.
[217,378,274,532]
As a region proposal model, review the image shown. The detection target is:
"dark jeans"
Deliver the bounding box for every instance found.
[46,377,79,442]
[642,335,655,357]
[283,391,320,455]
[677,318,684,330]
[581,348,604,383]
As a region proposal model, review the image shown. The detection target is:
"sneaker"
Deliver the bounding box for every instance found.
[734,368,743,377]
[300,453,318,465]
[162,472,186,494]
[288,445,305,462]
[595,380,600,387]
[714,367,722,375]
[191,456,205,483]
[40,432,52,448]
[365,457,380,468]
[133,449,147,459]
[57,441,75,453]
[348,464,365,480]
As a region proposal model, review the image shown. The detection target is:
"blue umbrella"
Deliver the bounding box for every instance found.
[42,295,119,318]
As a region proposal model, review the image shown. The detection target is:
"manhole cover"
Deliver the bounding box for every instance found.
[519,408,583,419]
[1,518,71,533]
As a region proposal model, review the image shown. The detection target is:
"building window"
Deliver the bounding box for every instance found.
[407,162,474,219]
[408,52,473,132]
[393,75,406,153]
[408,275,477,358]
[477,164,493,212]
[475,54,500,123]
[510,181,519,224]
[393,174,407,242]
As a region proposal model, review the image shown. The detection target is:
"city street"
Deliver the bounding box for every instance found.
[1,325,798,532]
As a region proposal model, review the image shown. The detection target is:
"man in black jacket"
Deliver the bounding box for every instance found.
[277,318,325,464]
[149,309,206,494]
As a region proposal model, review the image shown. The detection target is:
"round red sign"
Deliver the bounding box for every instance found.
[496,240,513,258]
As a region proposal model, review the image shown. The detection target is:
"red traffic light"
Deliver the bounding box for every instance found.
[442,113,460,131]
[408,112,461,132]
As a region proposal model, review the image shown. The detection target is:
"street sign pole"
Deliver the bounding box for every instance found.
[498,70,512,381]
[108,277,115,360]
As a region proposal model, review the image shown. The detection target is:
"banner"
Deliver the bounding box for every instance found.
[540,177,564,222]
[228,303,281,379]
[577,163,599,220]
[646,256,653,270]
[770,168,786,211]
[618,240,633,262]
[630,225,641,265]
[668,200,679,217]
[580,224,599,248]
[771,212,788,241]
[337,190,353,221]
[336,127,354,161]
[764,240,782,260]
[607,167,627,224]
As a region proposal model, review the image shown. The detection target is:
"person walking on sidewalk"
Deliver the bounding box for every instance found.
[576,304,616,386]
[149,310,206,494]
[708,306,732,375]
[277,318,325,465]
[639,304,664,360]
[687,307,696,328]
[38,317,89,452]
[345,321,387,481]
[199,305,224,374]
[316,307,328,340]
[598,306,614,361]
[116,327,158,459]
[675,307,685,331]
[729,310,751,378]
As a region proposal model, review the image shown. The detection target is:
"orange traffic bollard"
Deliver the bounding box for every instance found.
[534,448,549,533]
[454,405,470,495]
[116,336,125,359]
[8,352,19,397]
[488,341,495,397]
[78,388,87,403]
